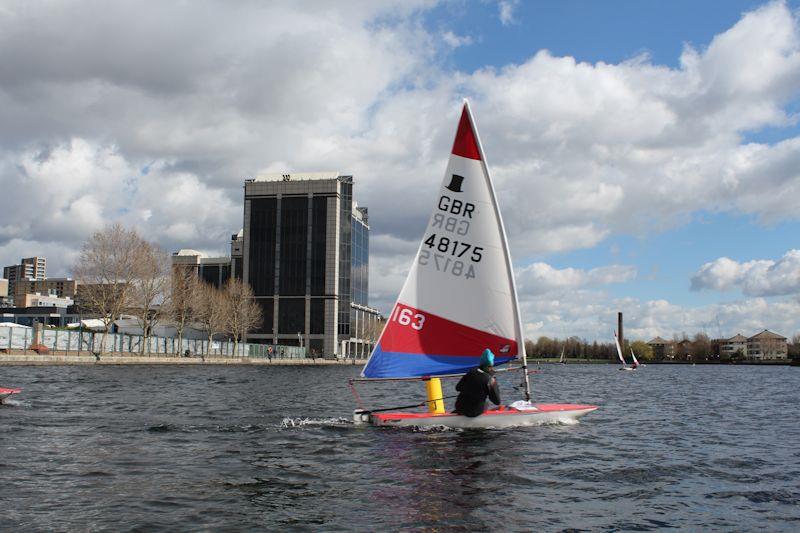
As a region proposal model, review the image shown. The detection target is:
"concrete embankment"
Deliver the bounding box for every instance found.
[0,351,368,366]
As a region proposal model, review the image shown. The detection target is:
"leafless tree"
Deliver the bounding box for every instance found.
[363,316,386,347]
[193,282,227,354]
[73,224,143,353]
[127,241,171,354]
[690,332,711,362]
[222,279,262,355]
[789,334,800,360]
[168,265,199,355]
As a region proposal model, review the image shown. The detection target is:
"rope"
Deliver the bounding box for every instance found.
[348,380,366,411]
[357,394,459,415]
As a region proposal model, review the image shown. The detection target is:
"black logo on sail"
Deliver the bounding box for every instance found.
[445,174,464,193]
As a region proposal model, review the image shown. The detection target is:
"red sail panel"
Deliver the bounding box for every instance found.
[379,303,516,358]
[451,105,482,160]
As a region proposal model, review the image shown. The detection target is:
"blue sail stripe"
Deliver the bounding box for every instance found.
[362,343,516,378]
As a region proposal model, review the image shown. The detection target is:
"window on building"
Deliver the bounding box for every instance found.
[255,298,274,334]
[310,196,327,296]
[278,298,305,335]
[310,298,325,334]
[249,198,278,296]
[279,196,308,296]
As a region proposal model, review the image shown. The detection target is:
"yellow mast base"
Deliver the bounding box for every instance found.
[425,377,446,414]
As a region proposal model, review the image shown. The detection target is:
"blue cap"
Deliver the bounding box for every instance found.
[480,349,495,367]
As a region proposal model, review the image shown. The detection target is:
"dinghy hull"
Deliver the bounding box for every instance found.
[354,403,598,429]
[0,387,21,403]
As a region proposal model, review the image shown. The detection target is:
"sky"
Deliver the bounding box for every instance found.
[1,0,799,343]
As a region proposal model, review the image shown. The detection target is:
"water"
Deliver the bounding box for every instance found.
[1,364,799,531]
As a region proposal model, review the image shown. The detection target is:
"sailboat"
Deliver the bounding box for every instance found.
[630,347,642,368]
[614,331,634,371]
[559,346,566,364]
[0,387,21,404]
[352,101,598,428]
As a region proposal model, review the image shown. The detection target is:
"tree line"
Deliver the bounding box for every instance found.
[73,224,261,355]
[523,336,649,361]
[524,332,800,362]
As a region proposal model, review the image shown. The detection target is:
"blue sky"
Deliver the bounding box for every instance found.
[1,0,799,341]
[432,1,791,70]
[421,0,800,338]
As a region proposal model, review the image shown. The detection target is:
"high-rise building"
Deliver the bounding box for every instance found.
[3,257,47,304]
[242,172,380,357]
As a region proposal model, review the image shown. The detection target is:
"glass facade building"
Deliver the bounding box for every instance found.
[351,208,369,307]
[242,172,381,357]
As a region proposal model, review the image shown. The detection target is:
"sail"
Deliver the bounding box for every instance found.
[630,348,640,366]
[361,101,523,378]
[614,331,626,366]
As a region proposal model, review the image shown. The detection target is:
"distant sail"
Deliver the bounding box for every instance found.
[361,103,523,378]
[630,348,640,366]
[614,331,627,366]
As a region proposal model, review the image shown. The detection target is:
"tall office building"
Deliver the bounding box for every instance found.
[3,256,46,303]
[242,172,380,357]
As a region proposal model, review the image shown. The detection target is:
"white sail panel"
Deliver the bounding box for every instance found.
[362,102,523,378]
[399,154,516,338]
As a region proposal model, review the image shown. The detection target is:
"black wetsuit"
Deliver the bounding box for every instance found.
[454,367,501,417]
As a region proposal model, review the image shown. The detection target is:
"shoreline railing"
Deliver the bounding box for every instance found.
[0,327,307,359]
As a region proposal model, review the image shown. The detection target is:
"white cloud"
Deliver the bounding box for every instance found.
[442,31,472,48]
[517,262,636,296]
[691,249,800,296]
[519,289,800,342]
[498,0,519,26]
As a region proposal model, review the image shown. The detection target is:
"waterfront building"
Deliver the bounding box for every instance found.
[0,306,78,327]
[12,277,77,304]
[230,230,244,280]
[719,333,748,359]
[747,329,788,360]
[171,249,231,288]
[20,293,74,309]
[647,336,675,359]
[0,278,8,305]
[3,256,46,298]
[242,172,381,357]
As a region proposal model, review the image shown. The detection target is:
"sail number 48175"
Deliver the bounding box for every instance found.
[390,307,425,331]
[423,234,482,262]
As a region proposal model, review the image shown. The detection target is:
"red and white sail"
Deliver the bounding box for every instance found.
[362,101,524,378]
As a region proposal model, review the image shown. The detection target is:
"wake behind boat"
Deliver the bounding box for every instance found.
[351,101,598,428]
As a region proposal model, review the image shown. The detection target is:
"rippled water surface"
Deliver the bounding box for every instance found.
[1,364,799,531]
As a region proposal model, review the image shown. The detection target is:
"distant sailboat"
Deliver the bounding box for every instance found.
[630,348,642,368]
[559,347,566,364]
[0,387,21,404]
[614,331,634,371]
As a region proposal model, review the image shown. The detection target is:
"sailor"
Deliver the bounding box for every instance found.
[454,348,502,417]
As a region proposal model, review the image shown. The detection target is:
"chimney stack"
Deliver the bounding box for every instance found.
[618,312,624,353]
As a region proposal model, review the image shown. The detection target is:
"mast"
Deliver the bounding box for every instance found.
[463,100,531,401]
